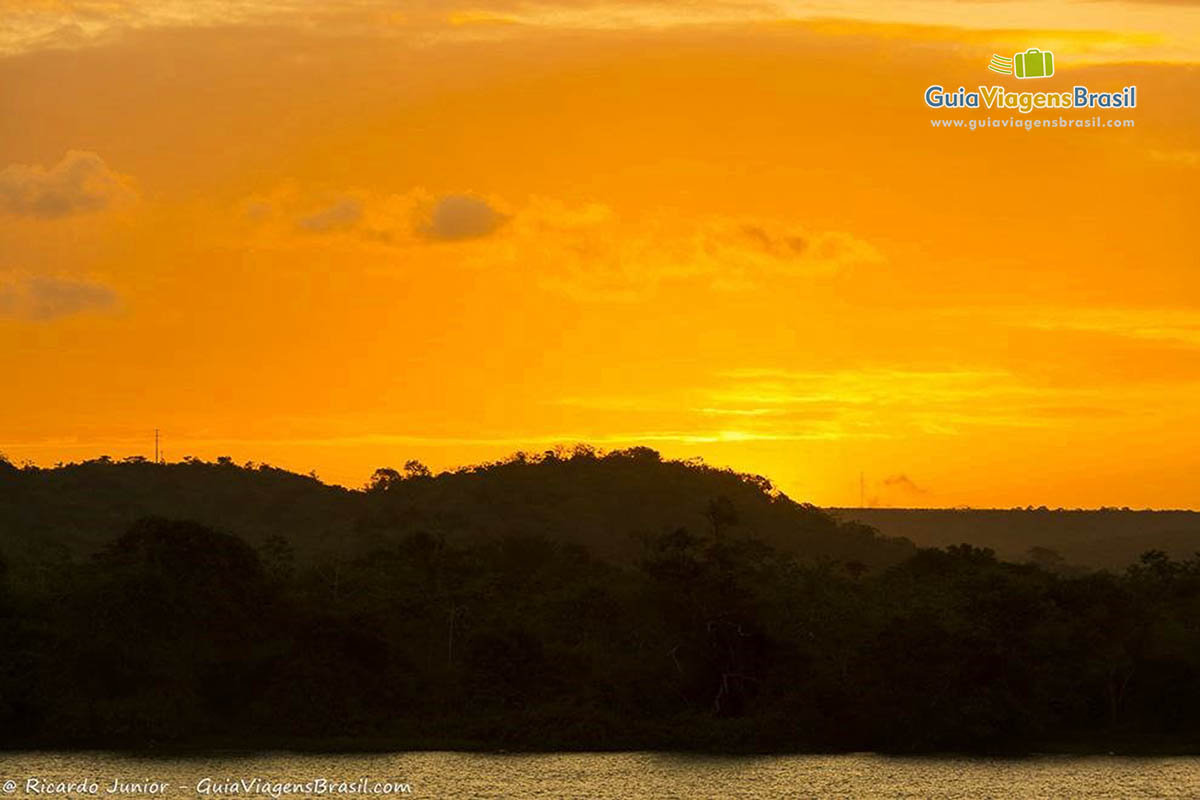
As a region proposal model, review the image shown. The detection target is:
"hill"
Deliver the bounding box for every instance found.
[830,507,1200,569]
[0,448,913,579]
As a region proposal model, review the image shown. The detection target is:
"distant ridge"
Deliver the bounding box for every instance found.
[829,507,1200,569]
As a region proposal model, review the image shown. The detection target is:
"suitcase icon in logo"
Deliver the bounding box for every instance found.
[1014,48,1054,79]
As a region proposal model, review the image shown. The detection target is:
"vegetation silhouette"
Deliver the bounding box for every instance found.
[836,507,1200,570]
[0,446,911,576]
[1,448,1198,753]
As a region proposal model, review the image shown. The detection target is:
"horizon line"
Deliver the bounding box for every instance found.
[5,452,1199,514]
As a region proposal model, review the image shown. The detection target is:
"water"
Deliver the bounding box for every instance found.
[1,751,1197,799]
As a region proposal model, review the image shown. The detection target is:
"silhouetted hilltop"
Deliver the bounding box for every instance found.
[831,507,1200,569]
[358,447,912,566]
[0,455,356,572]
[0,448,912,578]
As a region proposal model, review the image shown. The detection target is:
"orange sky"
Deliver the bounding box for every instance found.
[1,0,1198,507]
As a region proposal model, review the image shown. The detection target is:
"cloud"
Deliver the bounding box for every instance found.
[496,201,883,299]
[1149,149,1200,167]
[883,474,928,495]
[246,187,877,295]
[0,274,119,321]
[697,220,883,283]
[296,197,364,233]
[418,194,506,241]
[555,366,1045,446]
[0,151,135,219]
[240,198,275,222]
[261,190,504,243]
[703,367,1053,438]
[4,1,1198,66]
[960,307,1200,349]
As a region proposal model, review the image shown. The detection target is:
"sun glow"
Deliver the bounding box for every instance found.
[1,0,1198,507]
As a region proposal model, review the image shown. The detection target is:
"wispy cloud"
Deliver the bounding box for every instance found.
[296,197,364,233]
[958,307,1200,348]
[0,151,135,219]
[499,200,883,299]
[3,0,1194,63]
[552,366,1105,444]
[883,473,928,495]
[704,368,1041,436]
[0,274,119,321]
[1149,149,1200,167]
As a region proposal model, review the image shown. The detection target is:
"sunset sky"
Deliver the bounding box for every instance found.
[1,0,1198,507]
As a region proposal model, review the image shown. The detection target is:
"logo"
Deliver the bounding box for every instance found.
[924,45,1138,117]
[988,48,1055,79]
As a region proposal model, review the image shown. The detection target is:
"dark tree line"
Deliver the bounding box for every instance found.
[0,448,913,575]
[1,511,1198,753]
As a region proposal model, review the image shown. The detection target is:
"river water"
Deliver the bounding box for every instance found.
[1,751,1197,799]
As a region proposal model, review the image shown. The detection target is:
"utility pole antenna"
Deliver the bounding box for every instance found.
[155,429,160,464]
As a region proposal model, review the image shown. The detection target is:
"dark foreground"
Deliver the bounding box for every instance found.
[3,516,1199,754]
[1,455,1198,754]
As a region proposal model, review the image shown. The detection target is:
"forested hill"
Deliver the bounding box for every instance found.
[0,447,913,573]
[831,507,1200,570]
